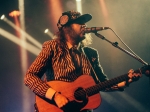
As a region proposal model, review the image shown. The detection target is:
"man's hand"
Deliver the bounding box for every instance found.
[128,69,142,83]
[53,92,69,108]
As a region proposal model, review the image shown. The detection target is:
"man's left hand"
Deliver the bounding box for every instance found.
[128,69,142,83]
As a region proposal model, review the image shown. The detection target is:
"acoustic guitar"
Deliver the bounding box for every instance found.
[35,65,149,112]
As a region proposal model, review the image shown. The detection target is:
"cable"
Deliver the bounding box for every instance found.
[109,28,148,66]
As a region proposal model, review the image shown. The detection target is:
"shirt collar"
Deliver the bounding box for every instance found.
[66,42,81,50]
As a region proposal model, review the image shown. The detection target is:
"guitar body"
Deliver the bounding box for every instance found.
[36,75,101,112]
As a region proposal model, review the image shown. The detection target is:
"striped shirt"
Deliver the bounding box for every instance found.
[24,39,108,97]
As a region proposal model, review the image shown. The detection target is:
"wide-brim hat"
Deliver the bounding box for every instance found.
[57,10,92,30]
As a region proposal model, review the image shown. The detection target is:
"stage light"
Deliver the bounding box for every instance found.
[0,15,5,20]
[1,16,42,48]
[44,29,49,33]
[76,0,82,13]
[0,28,41,55]
[9,10,20,17]
[44,28,54,39]
[48,0,63,30]
[99,0,108,17]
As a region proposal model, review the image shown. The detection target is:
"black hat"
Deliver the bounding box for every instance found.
[57,10,92,30]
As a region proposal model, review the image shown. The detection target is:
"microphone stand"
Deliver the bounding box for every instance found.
[95,32,150,85]
[94,32,149,66]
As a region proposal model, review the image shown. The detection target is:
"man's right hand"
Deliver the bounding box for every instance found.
[53,92,69,108]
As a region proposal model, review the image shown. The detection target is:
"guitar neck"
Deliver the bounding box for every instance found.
[85,74,128,96]
[85,65,150,96]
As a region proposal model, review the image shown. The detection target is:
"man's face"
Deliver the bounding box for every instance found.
[70,23,86,42]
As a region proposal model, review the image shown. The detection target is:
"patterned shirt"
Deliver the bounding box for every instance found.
[24,39,108,97]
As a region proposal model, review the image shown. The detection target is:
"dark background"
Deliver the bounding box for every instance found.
[0,0,150,112]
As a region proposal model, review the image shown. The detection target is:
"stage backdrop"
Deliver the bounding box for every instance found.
[0,0,150,112]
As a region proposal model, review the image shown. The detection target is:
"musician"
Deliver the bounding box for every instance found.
[24,10,141,112]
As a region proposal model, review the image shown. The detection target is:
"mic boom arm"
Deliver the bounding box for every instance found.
[94,32,149,66]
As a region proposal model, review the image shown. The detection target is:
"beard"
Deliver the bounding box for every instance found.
[66,26,86,44]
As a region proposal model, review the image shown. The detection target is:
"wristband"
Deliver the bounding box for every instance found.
[52,92,57,101]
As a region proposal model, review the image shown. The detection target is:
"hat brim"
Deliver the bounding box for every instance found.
[70,14,92,24]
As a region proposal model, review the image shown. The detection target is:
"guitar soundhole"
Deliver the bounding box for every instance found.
[74,87,87,101]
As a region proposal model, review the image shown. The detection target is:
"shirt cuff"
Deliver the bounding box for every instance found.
[45,88,56,100]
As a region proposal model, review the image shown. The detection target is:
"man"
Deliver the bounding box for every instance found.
[24,10,141,112]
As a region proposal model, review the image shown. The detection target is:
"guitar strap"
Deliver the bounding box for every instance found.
[82,47,101,84]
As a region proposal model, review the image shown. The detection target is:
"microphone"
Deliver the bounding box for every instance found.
[84,27,109,33]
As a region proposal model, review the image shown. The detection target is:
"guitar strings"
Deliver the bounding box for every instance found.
[65,74,128,100]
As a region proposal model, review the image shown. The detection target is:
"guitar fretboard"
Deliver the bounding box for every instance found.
[86,74,128,96]
[74,65,150,97]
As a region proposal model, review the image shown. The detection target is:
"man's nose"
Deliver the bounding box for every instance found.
[81,24,86,28]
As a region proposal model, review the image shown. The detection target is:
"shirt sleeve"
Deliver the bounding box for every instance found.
[94,50,124,91]
[84,47,108,83]
[92,50,108,82]
[24,41,53,97]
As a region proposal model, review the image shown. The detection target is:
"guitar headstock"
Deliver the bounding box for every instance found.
[127,65,150,82]
[140,65,150,77]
